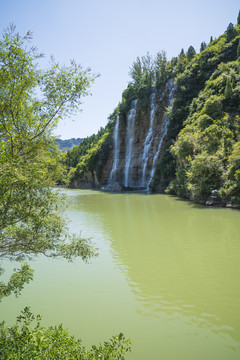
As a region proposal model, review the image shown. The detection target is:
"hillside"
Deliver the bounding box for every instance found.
[65,17,240,206]
[56,137,84,152]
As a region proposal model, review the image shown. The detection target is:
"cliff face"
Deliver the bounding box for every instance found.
[100,79,175,190]
[70,80,175,190]
[69,22,240,203]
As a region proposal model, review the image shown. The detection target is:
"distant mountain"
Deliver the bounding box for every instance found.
[56,137,84,152]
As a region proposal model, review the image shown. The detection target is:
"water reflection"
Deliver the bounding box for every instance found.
[67,190,240,348]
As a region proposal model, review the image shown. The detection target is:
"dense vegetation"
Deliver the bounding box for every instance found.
[155,21,240,203]
[0,308,131,360]
[65,124,113,185]
[66,126,110,168]
[67,15,240,205]
[0,25,131,358]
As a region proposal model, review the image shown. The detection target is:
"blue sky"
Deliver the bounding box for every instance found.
[1,0,239,139]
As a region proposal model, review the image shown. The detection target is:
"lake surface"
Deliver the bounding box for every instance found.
[1,189,240,359]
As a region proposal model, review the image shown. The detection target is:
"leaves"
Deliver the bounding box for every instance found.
[0,308,132,359]
[170,59,240,201]
[0,26,98,299]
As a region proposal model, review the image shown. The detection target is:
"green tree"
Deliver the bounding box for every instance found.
[237,10,240,25]
[200,41,207,52]
[226,23,237,42]
[129,53,155,89]
[128,56,143,88]
[0,25,99,300]
[186,45,196,60]
[0,307,131,359]
[186,153,224,200]
[0,24,131,359]
[155,50,168,87]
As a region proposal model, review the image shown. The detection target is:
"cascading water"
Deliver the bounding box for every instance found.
[141,88,156,188]
[147,79,175,189]
[124,99,138,188]
[108,116,120,187]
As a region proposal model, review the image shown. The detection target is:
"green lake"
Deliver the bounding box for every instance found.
[1,189,240,360]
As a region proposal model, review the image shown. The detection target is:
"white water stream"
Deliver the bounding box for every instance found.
[147,79,175,189]
[108,116,120,187]
[124,99,138,187]
[141,89,156,187]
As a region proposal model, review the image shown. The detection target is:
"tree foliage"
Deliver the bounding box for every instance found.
[0,24,98,299]
[170,60,240,201]
[65,13,240,207]
[0,25,132,359]
[155,22,240,195]
[186,45,196,60]
[0,307,131,359]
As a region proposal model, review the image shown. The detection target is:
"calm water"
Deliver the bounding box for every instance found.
[1,189,240,360]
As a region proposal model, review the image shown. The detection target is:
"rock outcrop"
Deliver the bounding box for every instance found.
[101,79,175,190]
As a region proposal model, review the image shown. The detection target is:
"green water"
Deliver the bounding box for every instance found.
[1,189,240,360]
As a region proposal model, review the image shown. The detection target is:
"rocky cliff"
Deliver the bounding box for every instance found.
[100,79,175,190]
[69,80,175,190]
[68,19,240,204]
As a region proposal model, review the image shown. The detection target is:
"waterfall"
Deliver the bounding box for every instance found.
[108,116,120,187]
[124,99,138,187]
[147,79,175,189]
[141,88,156,187]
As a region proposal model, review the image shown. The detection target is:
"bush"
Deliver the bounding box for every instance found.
[186,153,224,200]
[0,308,132,360]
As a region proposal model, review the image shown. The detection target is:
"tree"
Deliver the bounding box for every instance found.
[226,23,236,42]
[186,45,196,60]
[155,50,168,87]
[200,41,207,52]
[129,53,155,89]
[0,24,131,359]
[0,24,99,298]
[0,308,131,360]
[128,56,143,88]
[237,10,240,26]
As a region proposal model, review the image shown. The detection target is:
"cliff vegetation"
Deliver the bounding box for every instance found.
[66,15,240,205]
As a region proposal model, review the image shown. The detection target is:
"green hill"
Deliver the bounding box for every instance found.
[65,16,240,206]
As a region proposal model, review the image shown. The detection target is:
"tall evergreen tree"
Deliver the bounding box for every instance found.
[237,10,240,25]
[186,45,196,60]
[200,41,207,52]
[226,23,236,42]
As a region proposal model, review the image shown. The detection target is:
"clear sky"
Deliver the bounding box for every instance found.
[1,0,239,139]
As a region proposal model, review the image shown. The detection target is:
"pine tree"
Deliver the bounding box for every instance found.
[186,45,196,60]
[237,10,240,25]
[200,41,207,52]
[226,23,236,42]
